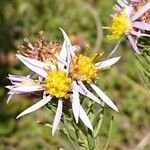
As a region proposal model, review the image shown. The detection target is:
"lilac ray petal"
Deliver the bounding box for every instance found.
[127,35,142,54]
[11,85,44,93]
[107,40,121,58]
[133,22,150,31]
[5,85,15,90]
[16,54,48,78]
[7,94,14,103]
[59,41,68,61]
[58,41,68,70]
[122,0,128,4]
[59,28,75,57]
[77,81,101,104]
[8,74,28,82]
[96,56,121,68]
[90,83,119,112]
[72,88,80,123]
[114,4,121,11]
[132,2,150,21]
[17,54,47,68]
[117,0,127,7]
[16,95,52,119]
[79,105,93,131]
[52,100,63,135]
[130,30,150,37]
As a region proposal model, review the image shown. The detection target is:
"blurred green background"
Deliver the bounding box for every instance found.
[0,0,150,149]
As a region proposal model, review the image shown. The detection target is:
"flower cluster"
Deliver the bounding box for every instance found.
[6,28,120,135]
[104,0,150,57]
[6,0,150,136]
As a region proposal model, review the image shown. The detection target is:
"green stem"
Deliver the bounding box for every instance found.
[104,116,114,150]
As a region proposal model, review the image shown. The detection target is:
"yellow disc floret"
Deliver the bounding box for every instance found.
[105,9,132,40]
[44,70,72,99]
[69,54,98,83]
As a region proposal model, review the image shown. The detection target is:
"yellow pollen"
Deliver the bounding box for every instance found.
[44,70,72,99]
[104,10,132,40]
[69,54,98,83]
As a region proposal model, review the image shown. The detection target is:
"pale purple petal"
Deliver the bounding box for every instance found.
[5,85,15,90]
[132,2,150,21]
[59,28,75,57]
[122,0,128,4]
[77,81,101,104]
[90,83,119,112]
[114,4,121,11]
[127,35,142,54]
[52,100,63,135]
[96,57,121,68]
[130,30,150,37]
[16,54,48,78]
[72,88,80,123]
[133,21,150,31]
[8,74,28,82]
[11,85,44,93]
[79,105,93,131]
[16,95,52,119]
[107,40,121,58]
[117,0,127,7]
[7,94,14,103]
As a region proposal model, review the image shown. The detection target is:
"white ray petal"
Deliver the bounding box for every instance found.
[77,81,101,104]
[117,0,127,7]
[8,74,28,82]
[133,21,150,31]
[59,28,75,57]
[79,105,93,131]
[132,2,150,21]
[90,83,119,112]
[52,100,63,135]
[11,85,44,93]
[72,81,80,123]
[127,35,142,54]
[7,94,14,103]
[16,95,52,119]
[16,54,48,77]
[130,30,150,37]
[96,57,121,68]
[107,40,121,58]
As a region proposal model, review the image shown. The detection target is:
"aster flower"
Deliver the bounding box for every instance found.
[7,44,93,135]
[6,28,120,135]
[59,29,120,123]
[104,0,150,56]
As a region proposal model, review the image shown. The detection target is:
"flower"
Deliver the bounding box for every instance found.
[104,0,150,56]
[6,28,120,135]
[60,29,120,123]
[6,28,96,135]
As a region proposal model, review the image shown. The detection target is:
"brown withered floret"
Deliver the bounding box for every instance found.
[18,31,62,62]
[133,0,150,23]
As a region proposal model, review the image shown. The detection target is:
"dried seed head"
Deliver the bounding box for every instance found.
[18,31,62,62]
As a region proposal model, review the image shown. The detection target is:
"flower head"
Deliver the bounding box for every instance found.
[6,28,121,135]
[104,0,150,55]
[69,54,98,83]
[44,70,72,99]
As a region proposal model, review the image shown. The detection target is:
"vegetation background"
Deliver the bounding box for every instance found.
[0,0,150,149]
